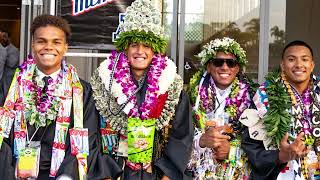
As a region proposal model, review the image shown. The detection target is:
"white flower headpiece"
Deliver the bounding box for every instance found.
[115,0,167,54]
[197,37,247,69]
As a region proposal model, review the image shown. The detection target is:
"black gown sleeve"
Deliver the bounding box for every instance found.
[56,80,122,180]
[0,71,12,106]
[241,127,287,180]
[0,73,15,179]
[0,131,15,179]
[154,91,194,180]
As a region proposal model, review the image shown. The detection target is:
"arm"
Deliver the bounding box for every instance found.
[0,72,16,179]
[154,91,194,180]
[241,127,286,180]
[5,45,19,68]
[0,48,7,80]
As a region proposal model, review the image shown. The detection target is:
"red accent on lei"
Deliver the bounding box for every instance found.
[149,92,168,119]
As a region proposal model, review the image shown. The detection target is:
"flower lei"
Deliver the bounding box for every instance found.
[91,51,183,133]
[107,52,167,119]
[262,69,320,148]
[261,70,320,179]
[281,73,315,146]
[22,62,65,128]
[188,71,253,179]
[0,55,88,178]
[8,56,67,128]
[197,37,247,69]
[190,71,252,133]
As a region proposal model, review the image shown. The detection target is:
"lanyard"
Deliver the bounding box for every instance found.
[26,125,39,145]
[25,124,48,147]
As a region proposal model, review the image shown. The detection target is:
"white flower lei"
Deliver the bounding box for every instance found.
[91,53,183,133]
[98,56,176,104]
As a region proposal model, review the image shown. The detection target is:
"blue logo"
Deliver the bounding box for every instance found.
[112,13,126,42]
[72,0,114,16]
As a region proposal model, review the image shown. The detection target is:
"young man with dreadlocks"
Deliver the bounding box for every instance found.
[187,37,256,179]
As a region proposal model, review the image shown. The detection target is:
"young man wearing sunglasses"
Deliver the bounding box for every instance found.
[187,37,256,179]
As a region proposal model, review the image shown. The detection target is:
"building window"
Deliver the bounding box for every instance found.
[180,0,260,83]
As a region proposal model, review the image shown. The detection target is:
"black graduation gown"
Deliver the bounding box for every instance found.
[116,77,194,180]
[0,75,122,180]
[241,127,287,180]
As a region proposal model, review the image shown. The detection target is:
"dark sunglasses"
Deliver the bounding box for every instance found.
[210,58,238,68]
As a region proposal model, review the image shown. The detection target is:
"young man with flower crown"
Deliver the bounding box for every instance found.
[90,0,193,180]
[0,15,121,180]
[187,37,256,179]
[241,40,320,179]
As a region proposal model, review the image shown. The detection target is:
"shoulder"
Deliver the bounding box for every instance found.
[0,47,7,58]
[80,78,92,91]
[7,44,18,53]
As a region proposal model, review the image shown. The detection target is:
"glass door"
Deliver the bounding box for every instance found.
[20,0,52,61]
[181,0,261,83]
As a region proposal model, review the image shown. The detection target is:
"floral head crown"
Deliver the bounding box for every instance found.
[115,0,167,54]
[197,37,247,69]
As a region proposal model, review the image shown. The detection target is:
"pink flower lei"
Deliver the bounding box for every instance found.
[108,51,167,120]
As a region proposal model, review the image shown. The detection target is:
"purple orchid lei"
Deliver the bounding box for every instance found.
[226,78,251,120]
[199,76,215,113]
[108,51,167,120]
[198,76,251,123]
[293,88,313,135]
[19,55,65,127]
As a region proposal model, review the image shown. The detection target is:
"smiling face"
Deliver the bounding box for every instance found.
[281,45,314,88]
[207,52,240,90]
[32,25,68,75]
[127,42,155,80]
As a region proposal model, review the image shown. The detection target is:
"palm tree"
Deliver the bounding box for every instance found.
[243,18,260,46]
[271,26,280,40]
[270,25,285,44]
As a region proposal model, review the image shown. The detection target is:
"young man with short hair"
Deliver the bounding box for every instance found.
[90,0,193,179]
[0,14,120,180]
[241,40,320,179]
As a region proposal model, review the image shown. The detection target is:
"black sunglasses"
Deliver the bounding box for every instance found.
[210,58,238,68]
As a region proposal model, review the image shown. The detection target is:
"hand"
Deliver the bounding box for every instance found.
[213,139,230,160]
[278,132,310,163]
[199,125,230,149]
[161,175,170,180]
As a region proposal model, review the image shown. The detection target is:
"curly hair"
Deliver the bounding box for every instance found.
[30,14,71,42]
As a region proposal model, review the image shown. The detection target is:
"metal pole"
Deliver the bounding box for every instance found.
[20,3,27,62]
[178,0,186,79]
[258,0,270,83]
[50,0,56,15]
[171,0,179,64]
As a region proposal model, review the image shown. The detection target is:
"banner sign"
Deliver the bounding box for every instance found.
[58,0,134,49]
